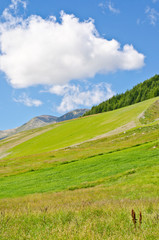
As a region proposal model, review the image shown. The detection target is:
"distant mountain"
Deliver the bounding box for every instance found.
[18,115,58,132]
[84,74,159,116]
[0,128,18,140]
[58,109,88,122]
[0,109,88,139]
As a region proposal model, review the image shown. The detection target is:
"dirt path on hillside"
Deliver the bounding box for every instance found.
[69,121,136,148]
[91,121,136,140]
[52,121,137,153]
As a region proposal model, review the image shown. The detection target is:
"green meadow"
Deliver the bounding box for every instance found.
[0,138,159,199]
[0,97,159,239]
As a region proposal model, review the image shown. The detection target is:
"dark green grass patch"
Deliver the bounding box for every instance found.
[0,140,159,199]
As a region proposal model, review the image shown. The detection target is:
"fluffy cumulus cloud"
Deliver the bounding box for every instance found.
[0,0,145,89]
[13,93,43,107]
[49,83,115,112]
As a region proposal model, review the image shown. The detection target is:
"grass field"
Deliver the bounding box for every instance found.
[0,98,159,239]
[0,135,159,199]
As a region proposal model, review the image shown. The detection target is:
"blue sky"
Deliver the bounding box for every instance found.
[0,0,159,130]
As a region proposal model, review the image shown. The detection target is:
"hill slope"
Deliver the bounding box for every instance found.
[0,109,88,139]
[0,98,159,199]
[84,74,159,116]
[0,97,159,239]
[2,97,159,159]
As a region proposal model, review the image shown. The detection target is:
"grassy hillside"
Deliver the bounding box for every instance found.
[3,97,158,158]
[0,97,159,239]
[84,74,159,116]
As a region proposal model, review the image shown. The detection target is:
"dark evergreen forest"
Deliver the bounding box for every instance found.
[84,75,159,116]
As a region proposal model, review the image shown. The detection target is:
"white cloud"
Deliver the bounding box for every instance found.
[1,0,26,28]
[108,1,120,14]
[50,83,115,113]
[9,0,27,10]
[145,7,159,25]
[0,1,145,89]
[49,84,78,96]
[13,93,43,107]
[99,1,120,14]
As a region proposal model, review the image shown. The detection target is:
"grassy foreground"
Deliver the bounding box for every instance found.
[0,192,159,240]
[0,124,159,239]
[0,98,159,239]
